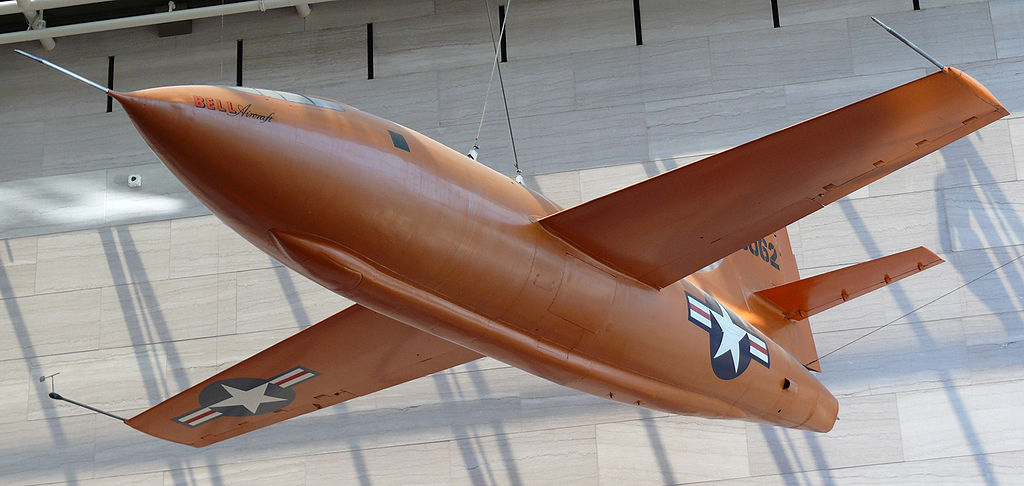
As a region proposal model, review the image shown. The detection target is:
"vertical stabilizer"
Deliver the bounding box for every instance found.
[687,227,823,371]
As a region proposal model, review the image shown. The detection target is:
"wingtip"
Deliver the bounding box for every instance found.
[944,67,1010,117]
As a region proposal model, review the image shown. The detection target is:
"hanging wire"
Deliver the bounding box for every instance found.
[475,0,522,182]
[807,250,1024,368]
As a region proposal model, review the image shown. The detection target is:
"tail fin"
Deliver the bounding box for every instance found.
[689,230,945,371]
[687,228,825,369]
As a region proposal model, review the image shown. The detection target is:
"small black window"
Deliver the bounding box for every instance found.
[389,130,410,152]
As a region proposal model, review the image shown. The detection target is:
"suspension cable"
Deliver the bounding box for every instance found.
[474,0,521,182]
[808,250,1024,368]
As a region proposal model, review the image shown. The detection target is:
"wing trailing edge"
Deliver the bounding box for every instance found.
[538,68,1006,289]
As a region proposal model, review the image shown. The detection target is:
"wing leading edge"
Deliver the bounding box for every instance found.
[126,304,481,447]
[539,68,1007,289]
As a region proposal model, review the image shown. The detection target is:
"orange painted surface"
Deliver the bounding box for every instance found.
[85,67,1006,447]
[755,247,944,320]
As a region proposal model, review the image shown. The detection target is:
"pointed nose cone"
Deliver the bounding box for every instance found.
[109,86,323,254]
[111,88,249,216]
[110,90,196,175]
[111,87,277,233]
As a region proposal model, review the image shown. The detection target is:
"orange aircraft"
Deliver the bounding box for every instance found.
[15,24,1007,447]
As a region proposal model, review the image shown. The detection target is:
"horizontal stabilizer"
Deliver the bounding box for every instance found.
[754,247,944,320]
[126,304,481,447]
[539,68,1005,289]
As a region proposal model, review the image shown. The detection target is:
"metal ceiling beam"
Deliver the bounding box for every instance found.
[13,0,56,50]
[0,0,117,17]
[0,0,328,47]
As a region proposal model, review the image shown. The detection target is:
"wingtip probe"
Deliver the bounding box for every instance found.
[870,16,946,71]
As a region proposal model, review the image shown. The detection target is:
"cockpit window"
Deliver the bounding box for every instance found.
[309,97,344,111]
[224,86,345,112]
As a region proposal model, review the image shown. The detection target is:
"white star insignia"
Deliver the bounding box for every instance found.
[209,382,287,414]
[710,306,748,373]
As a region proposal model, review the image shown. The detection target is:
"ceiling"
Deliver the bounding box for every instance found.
[0,0,249,34]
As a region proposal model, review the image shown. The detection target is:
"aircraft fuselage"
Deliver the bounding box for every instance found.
[114,85,838,433]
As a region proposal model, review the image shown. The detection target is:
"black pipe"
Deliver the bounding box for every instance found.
[498,5,507,62]
[236,39,244,86]
[367,22,374,79]
[106,55,114,112]
[633,0,643,46]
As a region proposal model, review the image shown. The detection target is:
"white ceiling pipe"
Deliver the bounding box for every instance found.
[14,0,55,50]
[0,0,116,16]
[0,0,332,45]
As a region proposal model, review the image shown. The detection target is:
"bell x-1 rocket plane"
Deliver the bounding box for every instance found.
[15,24,1007,447]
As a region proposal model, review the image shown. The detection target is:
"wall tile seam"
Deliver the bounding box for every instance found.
[809,312,981,336]
[0,152,160,185]
[778,8,922,31]
[2,267,281,310]
[300,16,416,37]
[68,425,607,484]
[339,21,864,87]
[36,265,250,292]
[731,448,1019,483]
[4,327,239,362]
[525,154,711,179]
[795,246,977,275]
[2,212,212,245]
[834,375,1024,401]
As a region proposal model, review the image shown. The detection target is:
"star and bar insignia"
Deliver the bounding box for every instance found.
[686,292,769,380]
[175,366,319,427]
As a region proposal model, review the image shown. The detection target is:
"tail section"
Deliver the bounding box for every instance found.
[690,238,945,372]
[686,227,824,369]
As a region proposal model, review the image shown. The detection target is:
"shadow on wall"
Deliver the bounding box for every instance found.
[432,360,524,486]
[759,134,1024,486]
[99,226,228,486]
[0,263,79,485]
[938,132,1024,338]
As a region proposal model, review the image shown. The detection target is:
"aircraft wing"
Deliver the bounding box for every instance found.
[126,304,481,447]
[539,68,1007,289]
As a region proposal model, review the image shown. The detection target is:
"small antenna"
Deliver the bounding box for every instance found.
[870,17,946,70]
[38,371,59,393]
[14,49,111,93]
[40,372,126,422]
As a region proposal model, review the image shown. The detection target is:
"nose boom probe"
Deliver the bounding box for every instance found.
[15,48,111,93]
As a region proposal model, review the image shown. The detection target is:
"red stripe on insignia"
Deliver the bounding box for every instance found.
[749,340,767,354]
[273,373,304,386]
[271,368,305,385]
[185,409,217,424]
[690,304,710,321]
[277,372,313,388]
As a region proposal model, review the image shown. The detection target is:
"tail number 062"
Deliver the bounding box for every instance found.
[745,238,780,270]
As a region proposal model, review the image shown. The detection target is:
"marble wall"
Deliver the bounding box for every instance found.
[1,0,1023,484]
